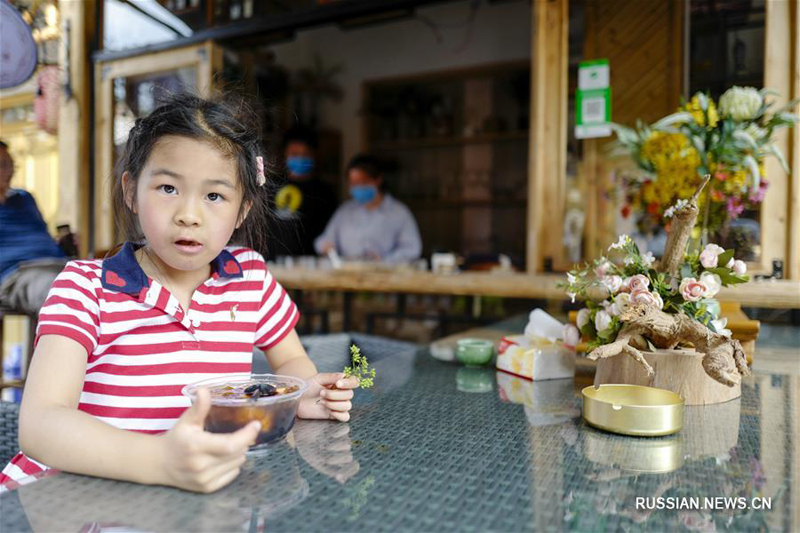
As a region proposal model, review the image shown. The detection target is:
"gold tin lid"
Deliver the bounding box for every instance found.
[582,384,685,437]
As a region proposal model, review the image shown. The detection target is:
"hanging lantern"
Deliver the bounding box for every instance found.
[34,65,59,135]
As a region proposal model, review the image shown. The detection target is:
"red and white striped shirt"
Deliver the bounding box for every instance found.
[0,242,299,486]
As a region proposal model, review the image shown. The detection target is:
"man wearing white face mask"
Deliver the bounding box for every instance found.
[315,155,421,263]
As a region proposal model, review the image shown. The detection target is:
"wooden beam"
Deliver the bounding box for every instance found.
[528,0,569,273]
[267,266,800,309]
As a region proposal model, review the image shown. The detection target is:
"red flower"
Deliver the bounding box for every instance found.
[621,205,631,218]
[647,202,660,215]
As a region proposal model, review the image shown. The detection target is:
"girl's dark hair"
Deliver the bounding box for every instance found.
[112,92,274,255]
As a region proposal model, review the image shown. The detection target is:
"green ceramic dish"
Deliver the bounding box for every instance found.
[456,338,495,366]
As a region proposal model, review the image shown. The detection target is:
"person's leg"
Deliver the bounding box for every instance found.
[0,260,67,316]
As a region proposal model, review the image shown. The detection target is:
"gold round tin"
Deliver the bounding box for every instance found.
[583,431,684,473]
[582,384,685,436]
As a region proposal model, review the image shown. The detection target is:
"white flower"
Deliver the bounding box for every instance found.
[699,243,725,269]
[608,293,631,317]
[608,235,630,251]
[732,260,747,276]
[699,272,722,298]
[562,324,581,348]
[567,292,577,303]
[601,275,624,295]
[567,272,577,284]
[726,257,735,269]
[719,86,763,121]
[577,308,592,330]
[594,310,612,334]
[664,199,688,218]
[744,122,768,142]
[711,317,732,337]
[642,251,655,267]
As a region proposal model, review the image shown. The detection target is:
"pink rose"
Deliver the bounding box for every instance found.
[601,275,623,295]
[680,277,709,302]
[630,289,664,310]
[699,244,724,269]
[732,259,747,276]
[594,259,612,278]
[627,274,650,293]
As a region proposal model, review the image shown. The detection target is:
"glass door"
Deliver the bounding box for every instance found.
[93,42,220,253]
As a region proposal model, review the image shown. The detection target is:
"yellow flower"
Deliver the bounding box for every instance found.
[684,96,719,128]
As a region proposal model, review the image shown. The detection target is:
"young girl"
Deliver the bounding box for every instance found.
[0,93,358,493]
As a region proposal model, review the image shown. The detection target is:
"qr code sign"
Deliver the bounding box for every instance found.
[582,96,606,123]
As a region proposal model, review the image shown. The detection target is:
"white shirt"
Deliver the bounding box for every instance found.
[314,194,422,263]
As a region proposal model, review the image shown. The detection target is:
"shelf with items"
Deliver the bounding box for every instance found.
[364,61,531,263]
[371,131,529,152]
[404,198,527,209]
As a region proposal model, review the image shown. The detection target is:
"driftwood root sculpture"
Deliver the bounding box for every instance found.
[587,304,750,387]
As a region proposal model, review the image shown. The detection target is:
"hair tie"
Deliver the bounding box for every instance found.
[256,156,266,186]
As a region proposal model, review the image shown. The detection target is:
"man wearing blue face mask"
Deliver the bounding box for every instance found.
[269,128,338,257]
[315,155,421,263]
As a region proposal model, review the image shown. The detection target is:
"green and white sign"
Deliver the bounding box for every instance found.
[576,59,611,139]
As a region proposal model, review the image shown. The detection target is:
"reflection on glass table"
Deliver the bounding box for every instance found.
[0,335,796,532]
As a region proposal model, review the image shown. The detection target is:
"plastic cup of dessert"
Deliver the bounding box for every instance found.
[182,374,308,453]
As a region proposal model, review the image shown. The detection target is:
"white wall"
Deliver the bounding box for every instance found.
[269,0,531,166]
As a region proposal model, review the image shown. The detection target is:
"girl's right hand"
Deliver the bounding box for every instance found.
[158,388,260,493]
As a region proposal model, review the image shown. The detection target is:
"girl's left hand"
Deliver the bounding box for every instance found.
[298,373,359,422]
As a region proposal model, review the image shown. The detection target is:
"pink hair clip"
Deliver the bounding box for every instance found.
[256,156,266,186]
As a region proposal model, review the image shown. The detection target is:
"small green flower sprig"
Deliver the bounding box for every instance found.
[344,344,376,388]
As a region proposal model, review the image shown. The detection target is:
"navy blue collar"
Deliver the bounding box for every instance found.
[101,242,243,295]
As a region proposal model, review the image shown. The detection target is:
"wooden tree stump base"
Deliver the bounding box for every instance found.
[594,348,741,405]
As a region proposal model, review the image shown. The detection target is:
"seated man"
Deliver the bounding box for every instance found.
[315,154,422,263]
[0,140,66,315]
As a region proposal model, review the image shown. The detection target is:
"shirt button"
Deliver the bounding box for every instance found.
[191,319,201,328]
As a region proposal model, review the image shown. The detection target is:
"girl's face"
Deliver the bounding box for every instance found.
[124,135,248,275]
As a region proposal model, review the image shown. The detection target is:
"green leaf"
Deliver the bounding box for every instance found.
[717,250,735,269]
[652,112,693,130]
[764,144,790,173]
[744,154,761,190]
[732,130,758,150]
[707,267,749,286]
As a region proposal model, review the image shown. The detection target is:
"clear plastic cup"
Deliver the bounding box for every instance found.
[182,374,307,452]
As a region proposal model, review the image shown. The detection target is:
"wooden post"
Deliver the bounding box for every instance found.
[764,0,798,278]
[528,0,568,273]
[57,0,95,258]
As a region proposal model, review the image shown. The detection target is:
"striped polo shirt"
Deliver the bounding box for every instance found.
[0,242,299,487]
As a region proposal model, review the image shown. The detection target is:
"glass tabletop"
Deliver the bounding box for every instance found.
[1,333,796,532]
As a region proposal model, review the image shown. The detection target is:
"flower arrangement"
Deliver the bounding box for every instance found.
[561,178,751,387]
[611,86,798,236]
[563,234,748,353]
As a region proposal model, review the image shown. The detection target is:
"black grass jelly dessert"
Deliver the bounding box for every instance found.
[182,374,307,452]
